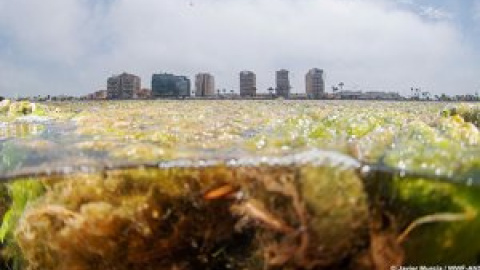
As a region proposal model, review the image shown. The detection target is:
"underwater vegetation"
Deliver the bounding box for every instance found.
[0,100,479,269]
[7,164,368,270]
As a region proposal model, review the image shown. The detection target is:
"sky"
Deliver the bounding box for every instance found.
[0,0,479,97]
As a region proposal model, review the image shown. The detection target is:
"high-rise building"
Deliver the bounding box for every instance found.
[276,69,290,98]
[239,71,256,97]
[195,73,215,96]
[107,72,141,99]
[305,68,325,99]
[151,73,191,98]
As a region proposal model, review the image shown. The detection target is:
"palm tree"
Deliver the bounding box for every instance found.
[268,87,274,97]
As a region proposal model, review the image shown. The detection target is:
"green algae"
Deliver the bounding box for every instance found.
[383,114,480,180]
[0,101,49,122]
[0,179,45,270]
[299,166,368,267]
[365,172,480,266]
[396,179,480,265]
[1,100,455,175]
[443,103,480,127]
[1,100,480,269]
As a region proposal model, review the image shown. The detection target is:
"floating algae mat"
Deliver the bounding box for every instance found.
[1,100,480,269]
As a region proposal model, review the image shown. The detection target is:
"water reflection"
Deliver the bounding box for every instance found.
[0,122,44,140]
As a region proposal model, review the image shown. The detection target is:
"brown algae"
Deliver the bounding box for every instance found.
[8,163,369,270]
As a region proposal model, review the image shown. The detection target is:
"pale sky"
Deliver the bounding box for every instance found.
[0,0,479,97]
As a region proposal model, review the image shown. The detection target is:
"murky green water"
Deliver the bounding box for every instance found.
[0,100,479,269]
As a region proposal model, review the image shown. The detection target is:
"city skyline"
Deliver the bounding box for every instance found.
[105,69,327,97]
[0,0,479,97]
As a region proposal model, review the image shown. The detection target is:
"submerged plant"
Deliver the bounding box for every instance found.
[0,179,45,269]
[365,173,480,265]
[8,163,372,270]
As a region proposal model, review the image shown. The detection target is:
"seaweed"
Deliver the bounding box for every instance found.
[1,100,480,269]
[6,164,370,270]
[443,104,480,127]
[364,170,480,265]
[13,168,246,270]
[0,179,45,269]
[0,101,48,121]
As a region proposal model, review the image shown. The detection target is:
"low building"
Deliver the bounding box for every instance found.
[95,90,107,100]
[135,88,152,99]
[151,73,191,98]
[86,90,107,100]
[289,93,309,100]
[362,91,402,100]
[240,71,256,97]
[195,73,215,96]
[335,90,403,100]
[336,91,363,99]
[107,72,141,99]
